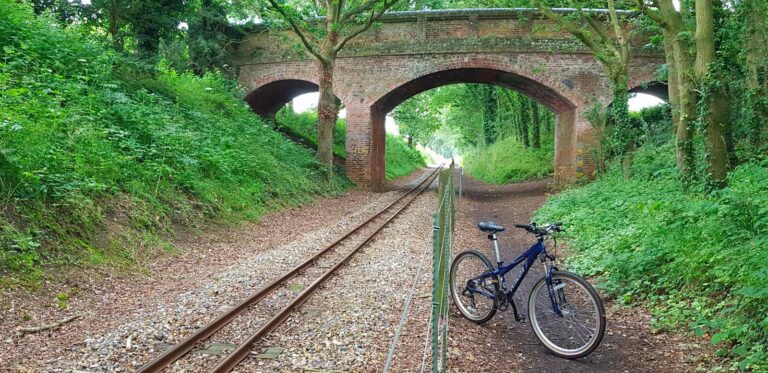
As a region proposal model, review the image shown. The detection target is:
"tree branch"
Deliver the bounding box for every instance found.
[339,0,381,23]
[608,0,631,61]
[334,0,399,53]
[534,0,604,57]
[575,5,621,59]
[635,0,667,28]
[266,0,327,63]
[16,315,83,334]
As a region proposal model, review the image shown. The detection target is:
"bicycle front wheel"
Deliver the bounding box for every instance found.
[528,271,606,359]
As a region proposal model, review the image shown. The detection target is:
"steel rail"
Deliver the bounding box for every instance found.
[137,166,443,373]
[212,165,443,372]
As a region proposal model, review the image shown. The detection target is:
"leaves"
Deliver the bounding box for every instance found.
[536,142,768,371]
[0,1,347,283]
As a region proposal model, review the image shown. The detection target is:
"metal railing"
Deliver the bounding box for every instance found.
[430,162,456,372]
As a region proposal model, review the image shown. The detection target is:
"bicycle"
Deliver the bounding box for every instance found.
[449,221,606,359]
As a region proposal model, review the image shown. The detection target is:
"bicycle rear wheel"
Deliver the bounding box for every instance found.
[528,271,605,359]
[449,250,497,324]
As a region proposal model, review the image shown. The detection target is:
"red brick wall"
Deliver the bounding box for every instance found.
[234,10,664,190]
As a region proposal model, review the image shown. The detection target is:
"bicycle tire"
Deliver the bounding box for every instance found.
[528,271,606,359]
[449,250,498,324]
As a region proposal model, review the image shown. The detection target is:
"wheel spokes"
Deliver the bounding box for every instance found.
[531,275,601,353]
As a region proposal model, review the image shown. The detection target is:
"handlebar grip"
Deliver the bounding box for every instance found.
[514,224,533,231]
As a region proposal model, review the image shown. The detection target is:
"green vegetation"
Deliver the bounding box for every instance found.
[275,108,425,180]
[384,134,427,180]
[392,84,555,183]
[462,136,553,184]
[275,109,347,159]
[537,144,768,370]
[0,2,347,285]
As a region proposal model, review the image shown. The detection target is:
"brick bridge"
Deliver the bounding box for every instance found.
[230,8,665,190]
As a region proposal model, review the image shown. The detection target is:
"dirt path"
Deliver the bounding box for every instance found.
[447,175,711,372]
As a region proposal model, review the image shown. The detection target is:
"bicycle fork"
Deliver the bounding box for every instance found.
[544,265,564,317]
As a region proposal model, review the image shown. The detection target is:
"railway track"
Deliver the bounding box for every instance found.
[138,165,444,373]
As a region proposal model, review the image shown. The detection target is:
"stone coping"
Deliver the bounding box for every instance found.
[247,7,637,31]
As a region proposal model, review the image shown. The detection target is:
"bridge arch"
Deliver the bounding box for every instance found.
[245,79,319,117]
[629,81,669,102]
[356,63,583,190]
[242,69,350,118]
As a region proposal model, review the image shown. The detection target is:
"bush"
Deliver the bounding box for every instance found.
[462,136,554,184]
[536,143,768,371]
[384,134,426,180]
[0,1,347,284]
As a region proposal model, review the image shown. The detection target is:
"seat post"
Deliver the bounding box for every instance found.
[489,233,501,264]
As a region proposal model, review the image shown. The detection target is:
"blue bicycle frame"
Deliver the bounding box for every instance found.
[465,232,563,319]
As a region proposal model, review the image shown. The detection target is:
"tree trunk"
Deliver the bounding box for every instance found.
[531,102,541,149]
[660,0,697,180]
[622,152,633,180]
[746,1,767,149]
[483,86,497,145]
[520,98,530,148]
[317,59,338,174]
[695,0,729,185]
[108,2,123,51]
[674,44,697,180]
[662,29,681,137]
[610,73,634,178]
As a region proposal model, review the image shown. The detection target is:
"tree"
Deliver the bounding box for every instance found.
[80,0,131,51]
[519,95,531,148]
[535,0,636,177]
[694,0,729,184]
[131,0,188,56]
[636,0,698,180]
[531,99,541,149]
[80,0,189,54]
[744,0,767,150]
[30,0,79,24]
[262,0,401,176]
[188,0,245,74]
[392,93,441,146]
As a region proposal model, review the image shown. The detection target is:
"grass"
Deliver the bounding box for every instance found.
[275,109,347,159]
[462,136,554,184]
[0,1,349,286]
[536,142,768,371]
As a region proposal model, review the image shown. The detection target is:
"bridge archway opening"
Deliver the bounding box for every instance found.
[367,68,577,189]
[244,79,344,119]
[629,81,669,102]
[244,79,347,165]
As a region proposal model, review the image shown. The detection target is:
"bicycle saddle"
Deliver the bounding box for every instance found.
[478,221,505,233]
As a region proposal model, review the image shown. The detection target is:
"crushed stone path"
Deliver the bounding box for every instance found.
[0,172,426,371]
[447,175,713,372]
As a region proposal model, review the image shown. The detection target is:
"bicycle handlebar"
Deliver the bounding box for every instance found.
[514,222,563,235]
